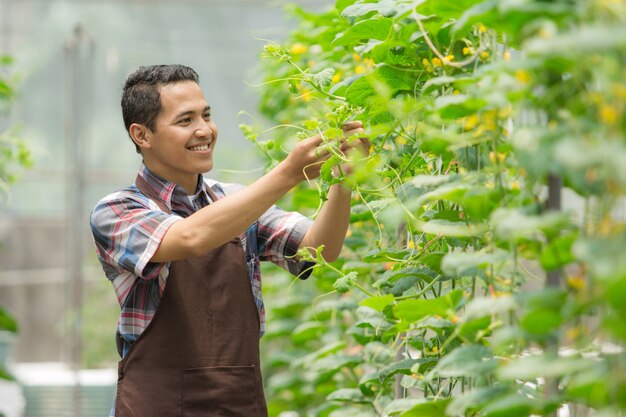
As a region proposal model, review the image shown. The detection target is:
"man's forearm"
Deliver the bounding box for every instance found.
[299,184,352,262]
[152,163,299,262]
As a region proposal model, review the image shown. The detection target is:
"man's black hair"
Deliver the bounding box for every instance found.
[121,64,200,153]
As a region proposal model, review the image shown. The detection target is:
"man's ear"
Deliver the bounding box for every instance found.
[129,123,152,150]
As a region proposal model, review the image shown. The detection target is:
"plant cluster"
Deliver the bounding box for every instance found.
[243,0,626,416]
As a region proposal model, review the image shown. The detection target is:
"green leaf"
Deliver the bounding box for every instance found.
[346,65,418,107]
[464,295,517,320]
[0,307,17,333]
[359,294,395,312]
[309,68,336,87]
[447,386,509,416]
[498,354,595,381]
[385,398,428,416]
[458,316,492,342]
[491,208,571,241]
[400,398,452,417]
[540,232,577,271]
[433,95,488,119]
[291,321,326,344]
[420,219,486,237]
[310,354,362,375]
[336,0,358,13]
[327,388,370,404]
[432,344,497,378]
[341,0,412,18]
[334,271,358,293]
[481,393,535,417]
[520,308,562,336]
[379,358,433,382]
[441,249,510,277]
[395,289,463,323]
[0,364,15,381]
[332,18,393,46]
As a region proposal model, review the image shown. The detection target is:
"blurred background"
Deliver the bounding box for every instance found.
[0,0,317,415]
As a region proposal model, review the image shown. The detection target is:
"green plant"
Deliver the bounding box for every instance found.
[0,55,31,384]
[244,0,626,416]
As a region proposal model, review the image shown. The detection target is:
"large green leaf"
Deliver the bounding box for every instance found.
[441,249,510,277]
[346,65,418,107]
[400,398,452,417]
[498,354,595,381]
[332,18,393,46]
[420,219,486,237]
[464,295,517,320]
[481,393,535,417]
[341,0,413,18]
[327,388,370,403]
[433,95,488,119]
[291,321,326,344]
[359,294,395,312]
[491,208,571,241]
[394,289,463,324]
[432,344,497,378]
[447,386,509,416]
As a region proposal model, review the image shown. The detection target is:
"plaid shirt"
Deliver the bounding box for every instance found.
[90,163,314,359]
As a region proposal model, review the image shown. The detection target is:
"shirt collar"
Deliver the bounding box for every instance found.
[137,162,206,214]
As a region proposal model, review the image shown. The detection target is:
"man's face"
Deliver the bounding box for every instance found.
[141,80,218,192]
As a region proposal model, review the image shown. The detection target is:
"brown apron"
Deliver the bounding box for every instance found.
[115,175,267,417]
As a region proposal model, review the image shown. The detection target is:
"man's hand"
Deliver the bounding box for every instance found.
[336,121,370,177]
[281,134,330,182]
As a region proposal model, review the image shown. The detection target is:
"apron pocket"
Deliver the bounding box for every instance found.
[182,365,257,417]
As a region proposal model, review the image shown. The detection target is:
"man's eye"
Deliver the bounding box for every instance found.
[179,118,191,124]
[203,113,211,120]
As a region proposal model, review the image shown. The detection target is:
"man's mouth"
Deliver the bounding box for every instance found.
[187,143,211,152]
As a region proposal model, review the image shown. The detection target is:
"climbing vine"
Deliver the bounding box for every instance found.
[242,0,626,416]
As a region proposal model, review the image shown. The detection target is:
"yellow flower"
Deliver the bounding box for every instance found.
[353,53,361,62]
[332,71,342,84]
[515,69,531,84]
[432,346,439,353]
[444,55,455,62]
[396,136,407,145]
[463,47,474,55]
[464,114,480,130]
[480,50,490,60]
[407,240,416,249]
[478,24,488,33]
[566,275,586,291]
[489,151,497,164]
[503,51,511,61]
[599,104,619,125]
[355,65,367,74]
[432,57,442,67]
[290,43,307,55]
[511,179,520,190]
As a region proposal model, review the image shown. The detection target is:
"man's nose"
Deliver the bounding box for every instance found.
[195,121,213,137]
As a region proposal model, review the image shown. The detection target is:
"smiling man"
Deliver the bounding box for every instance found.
[89,64,367,417]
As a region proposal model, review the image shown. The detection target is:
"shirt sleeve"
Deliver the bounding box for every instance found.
[89,194,182,280]
[257,204,315,279]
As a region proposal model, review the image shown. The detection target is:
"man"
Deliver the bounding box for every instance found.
[90,64,367,417]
